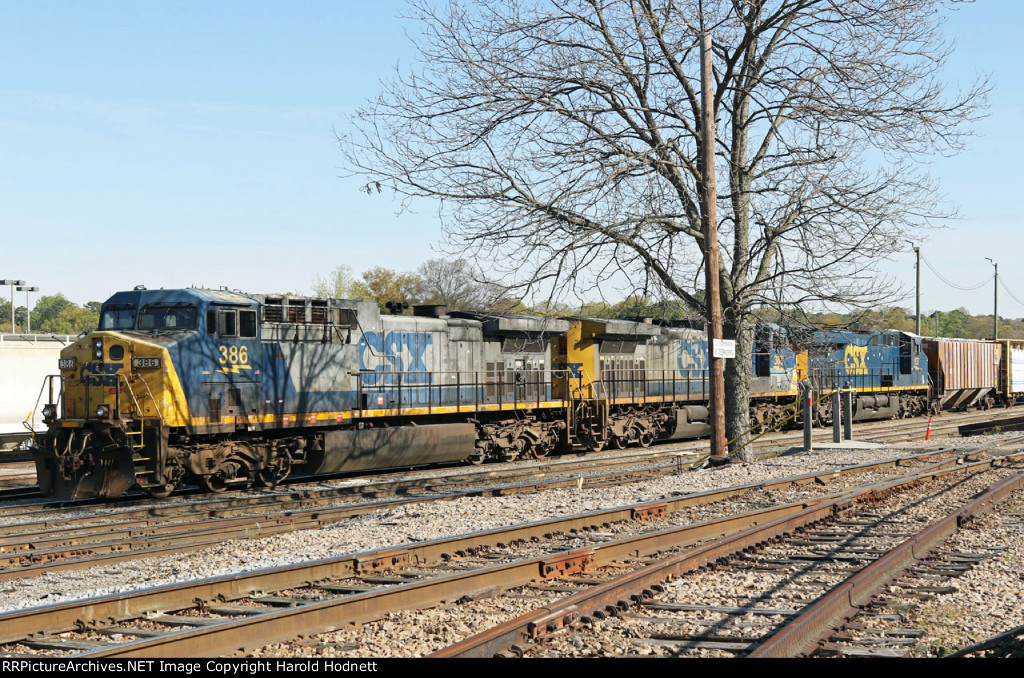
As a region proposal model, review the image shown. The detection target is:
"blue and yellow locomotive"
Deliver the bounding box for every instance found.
[32,287,933,500]
[804,329,931,421]
[34,287,579,498]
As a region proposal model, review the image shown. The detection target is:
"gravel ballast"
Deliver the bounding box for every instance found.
[2,436,1022,658]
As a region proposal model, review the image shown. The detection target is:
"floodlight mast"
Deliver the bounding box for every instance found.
[0,280,25,333]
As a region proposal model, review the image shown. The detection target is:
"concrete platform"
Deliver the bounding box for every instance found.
[781,440,883,455]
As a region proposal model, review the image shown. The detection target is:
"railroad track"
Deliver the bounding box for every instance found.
[0,403,1009,507]
[0,406,1017,582]
[434,455,1024,658]
[0,441,1020,658]
[0,441,976,581]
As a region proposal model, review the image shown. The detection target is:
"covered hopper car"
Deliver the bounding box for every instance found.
[0,334,76,450]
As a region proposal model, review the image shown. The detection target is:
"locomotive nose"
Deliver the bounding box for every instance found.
[59,333,136,421]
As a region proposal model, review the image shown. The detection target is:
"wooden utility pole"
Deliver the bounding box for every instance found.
[987,258,998,339]
[912,244,920,335]
[700,33,727,461]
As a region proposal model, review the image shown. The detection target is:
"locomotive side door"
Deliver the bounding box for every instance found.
[202,306,263,428]
[899,334,914,375]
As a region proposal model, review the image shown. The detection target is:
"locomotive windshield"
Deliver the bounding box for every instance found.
[99,307,136,330]
[138,304,198,331]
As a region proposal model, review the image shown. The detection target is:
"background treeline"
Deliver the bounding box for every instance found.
[756,307,1024,340]
[0,295,100,334]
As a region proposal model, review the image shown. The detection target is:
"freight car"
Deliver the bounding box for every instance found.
[998,339,1024,406]
[0,333,76,450]
[923,337,1000,411]
[29,287,809,499]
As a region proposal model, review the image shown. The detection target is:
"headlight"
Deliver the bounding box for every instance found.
[96,405,109,418]
[42,405,54,418]
[93,339,104,359]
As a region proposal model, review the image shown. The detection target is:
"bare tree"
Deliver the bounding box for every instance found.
[417,258,509,311]
[311,265,369,299]
[342,0,987,454]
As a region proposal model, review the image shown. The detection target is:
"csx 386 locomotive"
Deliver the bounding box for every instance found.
[32,286,936,499]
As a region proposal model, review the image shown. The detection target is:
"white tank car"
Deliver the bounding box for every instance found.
[0,334,77,449]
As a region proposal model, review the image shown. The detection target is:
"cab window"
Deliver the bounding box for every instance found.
[100,308,136,330]
[219,310,237,337]
[138,305,197,330]
[240,310,257,338]
[208,308,256,338]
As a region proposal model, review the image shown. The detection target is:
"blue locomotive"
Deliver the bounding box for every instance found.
[31,286,934,500]
[33,287,582,498]
[804,329,930,420]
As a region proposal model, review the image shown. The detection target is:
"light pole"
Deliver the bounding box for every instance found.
[16,285,37,333]
[0,280,25,333]
[986,258,998,339]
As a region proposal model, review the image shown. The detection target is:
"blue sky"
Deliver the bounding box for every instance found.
[0,1,1019,318]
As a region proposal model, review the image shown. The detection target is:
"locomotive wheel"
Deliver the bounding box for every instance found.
[638,429,655,448]
[198,459,250,493]
[256,454,292,489]
[142,483,174,499]
[530,440,551,459]
[199,472,230,493]
[610,434,627,450]
[499,439,524,462]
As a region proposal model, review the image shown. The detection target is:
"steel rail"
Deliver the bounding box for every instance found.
[0,449,691,520]
[746,468,1024,657]
[0,404,1010,512]
[0,447,972,581]
[76,452,1023,657]
[0,449,980,651]
[76,499,840,657]
[431,452,1024,658]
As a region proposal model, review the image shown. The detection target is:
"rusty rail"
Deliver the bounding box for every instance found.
[0,447,973,580]
[747,468,1024,657]
[431,452,1024,658]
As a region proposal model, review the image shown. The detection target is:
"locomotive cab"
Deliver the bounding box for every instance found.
[31,288,264,498]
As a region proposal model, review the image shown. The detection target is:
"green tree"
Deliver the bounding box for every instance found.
[361,267,425,313]
[31,294,76,331]
[41,306,97,334]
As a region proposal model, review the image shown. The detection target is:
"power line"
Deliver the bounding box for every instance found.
[999,277,1024,308]
[921,255,993,291]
